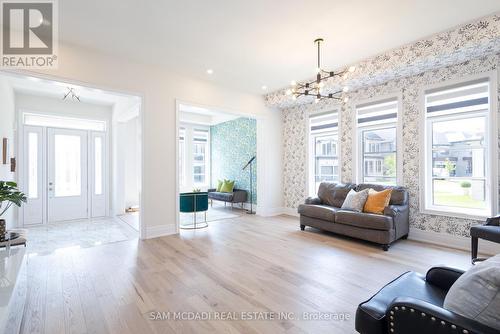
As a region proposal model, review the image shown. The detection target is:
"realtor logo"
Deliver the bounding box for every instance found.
[1,0,58,68]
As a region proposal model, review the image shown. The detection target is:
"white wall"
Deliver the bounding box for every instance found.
[18,43,282,238]
[15,93,112,122]
[0,78,16,228]
[124,116,140,209]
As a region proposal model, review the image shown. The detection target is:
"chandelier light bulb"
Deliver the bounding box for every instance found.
[343,97,349,103]
[291,80,297,86]
[348,66,356,73]
[289,38,344,103]
[343,86,349,92]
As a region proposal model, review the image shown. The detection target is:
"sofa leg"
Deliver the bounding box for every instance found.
[300,224,305,231]
[401,234,408,240]
[382,244,390,251]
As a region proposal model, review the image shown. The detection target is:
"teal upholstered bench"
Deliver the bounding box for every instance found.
[180,192,209,229]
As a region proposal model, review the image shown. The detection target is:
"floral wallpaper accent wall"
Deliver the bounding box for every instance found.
[265,14,500,109]
[281,54,500,237]
[211,117,257,203]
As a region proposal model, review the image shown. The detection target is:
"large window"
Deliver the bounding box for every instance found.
[193,129,208,184]
[309,111,339,195]
[424,78,494,217]
[356,98,399,185]
[178,125,210,190]
[179,128,185,186]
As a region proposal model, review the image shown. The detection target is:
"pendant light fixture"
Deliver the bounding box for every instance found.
[286,38,355,103]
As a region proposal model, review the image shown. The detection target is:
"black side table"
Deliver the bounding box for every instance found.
[470,216,500,264]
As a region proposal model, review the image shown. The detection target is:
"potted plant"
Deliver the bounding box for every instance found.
[460,181,472,196]
[0,181,27,241]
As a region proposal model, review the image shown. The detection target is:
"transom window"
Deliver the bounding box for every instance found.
[356,98,399,185]
[424,78,494,217]
[309,111,339,195]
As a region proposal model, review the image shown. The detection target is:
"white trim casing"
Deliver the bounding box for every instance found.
[305,105,342,197]
[353,92,403,185]
[420,70,498,220]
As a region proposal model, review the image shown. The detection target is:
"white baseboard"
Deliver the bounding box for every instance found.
[409,228,500,256]
[280,207,299,217]
[257,206,288,217]
[144,224,177,239]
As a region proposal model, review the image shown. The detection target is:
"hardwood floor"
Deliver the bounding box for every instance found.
[16,214,473,334]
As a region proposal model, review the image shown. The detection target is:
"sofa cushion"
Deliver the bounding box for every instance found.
[341,189,369,212]
[318,182,355,207]
[335,210,393,231]
[317,182,336,205]
[356,184,408,206]
[297,204,337,222]
[208,192,233,202]
[356,271,447,334]
[444,254,500,331]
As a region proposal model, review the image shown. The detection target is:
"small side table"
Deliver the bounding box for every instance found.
[470,216,500,264]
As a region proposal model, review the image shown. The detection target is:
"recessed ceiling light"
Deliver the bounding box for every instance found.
[206,69,214,75]
[261,85,267,90]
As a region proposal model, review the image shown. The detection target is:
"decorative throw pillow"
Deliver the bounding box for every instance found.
[363,188,392,214]
[220,180,235,193]
[340,189,369,212]
[216,180,223,192]
[443,254,500,331]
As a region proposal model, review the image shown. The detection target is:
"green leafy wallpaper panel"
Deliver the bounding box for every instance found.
[210,117,257,203]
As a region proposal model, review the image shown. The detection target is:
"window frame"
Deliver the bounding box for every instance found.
[178,123,210,190]
[192,128,209,186]
[307,108,341,196]
[420,72,498,220]
[354,94,403,186]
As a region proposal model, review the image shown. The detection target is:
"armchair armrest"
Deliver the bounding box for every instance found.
[207,188,216,192]
[485,215,500,226]
[305,197,321,205]
[384,204,410,240]
[426,266,465,291]
[388,297,499,334]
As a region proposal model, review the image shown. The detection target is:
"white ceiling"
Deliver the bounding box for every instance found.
[1,72,140,110]
[179,104,240,126]
[59,0,500,94]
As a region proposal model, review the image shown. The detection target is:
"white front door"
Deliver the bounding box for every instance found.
[47,128,88,222]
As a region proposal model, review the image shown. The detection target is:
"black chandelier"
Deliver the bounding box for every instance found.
[286,38,355,103]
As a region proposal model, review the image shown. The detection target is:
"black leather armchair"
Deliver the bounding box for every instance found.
[471,215,500,264]
[355,266,499,334]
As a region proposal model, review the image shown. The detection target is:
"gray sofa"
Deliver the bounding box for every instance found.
[298,182,409,251]
[208,188,248,208]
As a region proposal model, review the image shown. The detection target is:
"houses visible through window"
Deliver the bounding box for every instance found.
[356,98,399,185]
[424,78,493,217]
[178,125,210,190]
[309,111,339,195]
[193,129,208,184]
